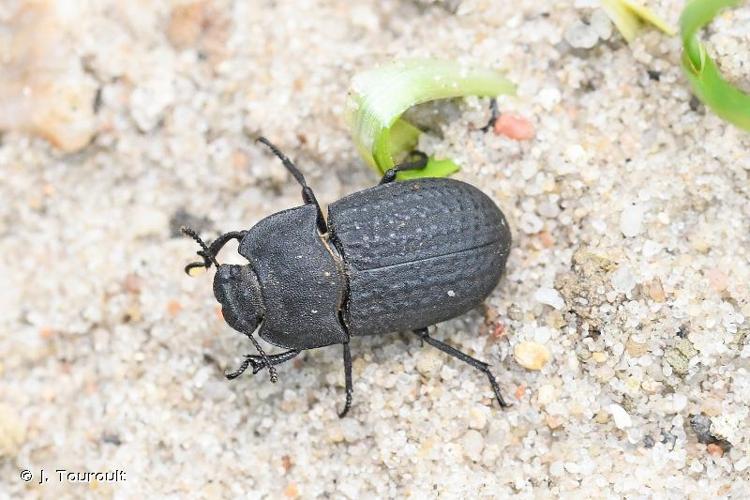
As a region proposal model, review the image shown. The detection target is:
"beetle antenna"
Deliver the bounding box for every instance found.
[181,226,220,272]
[255,136,327,233]
[256,136,308,188]
[247,334,278,383]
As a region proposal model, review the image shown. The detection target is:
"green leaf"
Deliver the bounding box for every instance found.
[601,0,676,42]
[680,0,750,131]
[347,59,516,179]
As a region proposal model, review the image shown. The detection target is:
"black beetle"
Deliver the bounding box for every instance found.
[183,137,512,417]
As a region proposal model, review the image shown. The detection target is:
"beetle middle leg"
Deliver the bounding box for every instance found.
[412,328,509,408]
[379,151,429,185]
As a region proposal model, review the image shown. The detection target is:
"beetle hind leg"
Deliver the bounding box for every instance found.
[338,342,354,418]
[413,328,510,408]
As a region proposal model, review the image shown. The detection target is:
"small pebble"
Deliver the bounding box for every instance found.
[283,483,300,498]
[590,9,613,40]
[468,407,487,430]
[537,383,556,406]
[514,341,551,370]
[564,20,599,49]
[592,352,608,363]
[131,207,169,238]
[735,456,750,472]
[537,87,561,110]
[415,349,442,377]
[645,278,666,302]
[706,268,728,292]
[607,404,633,429]
[0,404,25,458]
[611,266,636,294]
[515,384,527,400]
[706,443,724,458]
[620,204,644,237]
[493,114,535,140]
[461,430,485,462]
[533,287,565,310]
[545,415,563,429]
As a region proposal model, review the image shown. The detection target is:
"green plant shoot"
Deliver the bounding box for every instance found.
[346,59,516,180]
[680,0,750,131]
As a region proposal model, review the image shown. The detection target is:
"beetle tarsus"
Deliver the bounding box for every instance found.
[225,356,253,380]
[225,349,301,380]
[480,97,500,133]
[413,327,510,409]
[379,150,429,185]
[338,342,354,418]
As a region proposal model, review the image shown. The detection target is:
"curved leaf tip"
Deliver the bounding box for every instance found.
[680,0,750,131]
[346,59,516,179]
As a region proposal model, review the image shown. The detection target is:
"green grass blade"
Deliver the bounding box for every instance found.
[680,0,750,131]
[601,0,676,43]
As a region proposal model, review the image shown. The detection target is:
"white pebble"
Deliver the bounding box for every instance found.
[564,20,599,49]
[735,456,750,472]
[131,207,168,238]
[611,266,636,294]
[620,204,644,237]
[519,212,544,234]
[672,393,688,412]
[607,404,632,429]
[537,384,556,406]
[537,87,561,110]
[468,407,488,430]
[642,240,662,257]
[514,341,551,370]
[590,9,613,40]
[461,430,484,462]
[534,287,565,310]
[416,349,442,377]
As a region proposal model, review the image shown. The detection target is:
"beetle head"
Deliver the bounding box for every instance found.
[213,264,264,334]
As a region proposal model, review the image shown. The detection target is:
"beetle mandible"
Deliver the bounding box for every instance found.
[183,137,512,417]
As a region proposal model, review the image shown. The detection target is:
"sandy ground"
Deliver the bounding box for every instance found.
[1,0,749,498]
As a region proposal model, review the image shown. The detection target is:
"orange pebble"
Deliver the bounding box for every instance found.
[167,300,182,316]
[283,483,299,498]
[706,443,724,457]
[494,114,535,141]
[515,384,526,400]
[491,322,506,340]
[538,231,555,248]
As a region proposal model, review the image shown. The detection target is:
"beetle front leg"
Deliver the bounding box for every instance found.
[413,328,510,408]
[338,342,353,418]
